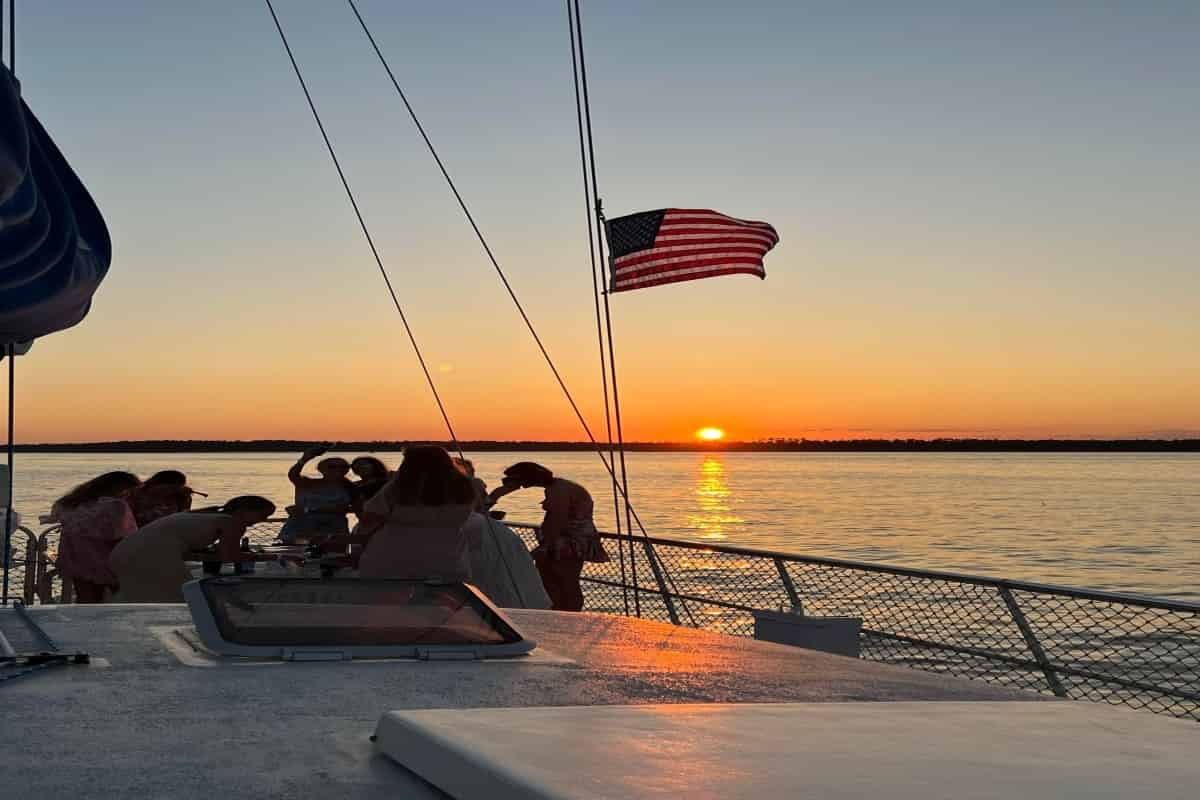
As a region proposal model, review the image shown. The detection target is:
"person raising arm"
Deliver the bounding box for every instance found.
[279,445,352,544]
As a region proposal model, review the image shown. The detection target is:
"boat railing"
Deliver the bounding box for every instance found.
[6,518,1197,722]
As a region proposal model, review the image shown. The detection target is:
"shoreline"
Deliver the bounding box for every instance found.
[9,438,1200,453]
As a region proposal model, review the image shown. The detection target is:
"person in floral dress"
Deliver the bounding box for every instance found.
[50,471,140,603]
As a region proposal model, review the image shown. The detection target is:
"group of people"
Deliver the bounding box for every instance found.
[48,469,277,603]
[280,445,609,611]
[47,446,609,612]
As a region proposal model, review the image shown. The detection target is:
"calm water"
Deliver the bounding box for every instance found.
[8,451,1199,601]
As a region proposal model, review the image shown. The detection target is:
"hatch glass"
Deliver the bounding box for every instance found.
[184,577,533,657]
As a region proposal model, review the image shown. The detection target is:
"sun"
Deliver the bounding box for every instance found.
[696,427,725,442]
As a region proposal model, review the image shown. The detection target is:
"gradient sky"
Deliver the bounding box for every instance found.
[6,1,1199,442]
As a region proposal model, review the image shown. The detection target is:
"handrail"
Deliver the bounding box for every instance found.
[508,520,1200,613]
[505,519,1199,722]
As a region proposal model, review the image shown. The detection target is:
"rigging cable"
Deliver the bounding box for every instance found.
[345,0,694,625]
[565,0,628,616]
[263,2,535,606]
[568,0,692,625]
[344,0,605,475]
[567,0,643,616]
[262,0,463,460]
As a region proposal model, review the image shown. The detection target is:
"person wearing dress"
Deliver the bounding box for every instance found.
[462,512,551,609]
[130,470,199,527]
[109,496,277,603]
[49,471,141,603]
[488,462,608,612]
[355,446,476,581]
[279,445,353,544]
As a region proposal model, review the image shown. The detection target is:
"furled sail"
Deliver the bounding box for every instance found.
[0,65,111,344]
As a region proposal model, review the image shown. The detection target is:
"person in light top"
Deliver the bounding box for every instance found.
[462,512,551,609]
[355,446,476,581]
[109,496,277,603]
[487,462,608,612]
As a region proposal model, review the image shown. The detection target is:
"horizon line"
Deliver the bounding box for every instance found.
[9,437,1200,453]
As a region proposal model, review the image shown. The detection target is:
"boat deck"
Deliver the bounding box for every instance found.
[1,604,1035,798]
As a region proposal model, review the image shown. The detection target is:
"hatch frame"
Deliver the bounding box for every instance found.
[182,576,537,660]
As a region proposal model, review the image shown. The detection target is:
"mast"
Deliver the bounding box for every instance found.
[570,1,684,624]
[565,1,629,616]
[568,0,641,614]
[1,1,14,605]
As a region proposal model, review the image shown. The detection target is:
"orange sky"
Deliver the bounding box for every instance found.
[11,264,1198,443]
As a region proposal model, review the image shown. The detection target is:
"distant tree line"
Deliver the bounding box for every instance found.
[11,438,1200,453]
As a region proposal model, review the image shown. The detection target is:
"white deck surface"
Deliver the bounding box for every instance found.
[2,604,1044,798]
[376,702,1200,799]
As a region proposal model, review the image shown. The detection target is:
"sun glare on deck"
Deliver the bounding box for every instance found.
[697,427,725,441]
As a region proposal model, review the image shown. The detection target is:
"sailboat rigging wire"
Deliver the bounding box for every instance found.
[568,0,644,616]
[345,0,693,623]
[343,0,602,467]
[565,0,628,617]
[261,0,463,460]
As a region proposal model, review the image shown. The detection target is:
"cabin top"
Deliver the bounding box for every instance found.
[1,604,1036,798]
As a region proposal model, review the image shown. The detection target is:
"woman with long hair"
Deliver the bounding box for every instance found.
[356,446,476,581]
[110,496,277,603]
[488,462,608,612]
[50,471,141,603]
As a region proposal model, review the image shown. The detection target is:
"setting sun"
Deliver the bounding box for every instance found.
[697,427,726,441]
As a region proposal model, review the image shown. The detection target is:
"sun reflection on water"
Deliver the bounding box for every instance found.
[688,455,744,540]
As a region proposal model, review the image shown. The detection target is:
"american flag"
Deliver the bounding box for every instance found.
[605,208,779,293]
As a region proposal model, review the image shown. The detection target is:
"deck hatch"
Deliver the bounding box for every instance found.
[182,577,535,659]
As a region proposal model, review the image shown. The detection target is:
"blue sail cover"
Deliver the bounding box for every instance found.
[0,66,111,344]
